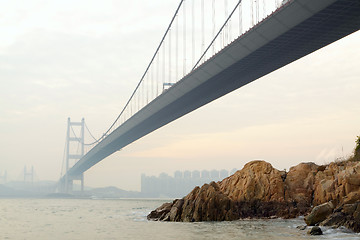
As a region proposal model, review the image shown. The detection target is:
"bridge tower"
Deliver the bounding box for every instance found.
[63,117,85,193]
[0,170,7,184]
[24,166,34,183]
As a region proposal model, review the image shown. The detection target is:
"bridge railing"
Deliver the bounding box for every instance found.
[83,0,288,152]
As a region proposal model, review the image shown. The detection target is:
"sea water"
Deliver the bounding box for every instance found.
[0,198,359,240]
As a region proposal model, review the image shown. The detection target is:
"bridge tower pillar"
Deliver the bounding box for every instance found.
[24,166,34,183]
[64,117,85,193]
[0,170,7,184]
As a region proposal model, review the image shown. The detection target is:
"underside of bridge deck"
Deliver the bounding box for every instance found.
[64,0,360,181]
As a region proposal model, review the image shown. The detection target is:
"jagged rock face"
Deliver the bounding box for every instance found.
[313,162,360,205]
[219,161,285,202]
[147,201,175,221]
[180,182,238,222]
[320,201,360,233]
[147,182,238,222]
[284,162,319,205]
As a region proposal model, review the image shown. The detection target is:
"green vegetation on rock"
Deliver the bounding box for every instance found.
[354,135,360,160]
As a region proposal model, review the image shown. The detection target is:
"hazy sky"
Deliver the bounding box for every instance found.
[1,0,359,191]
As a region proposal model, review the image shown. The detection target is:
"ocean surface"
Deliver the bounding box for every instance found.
[0,198,359,240]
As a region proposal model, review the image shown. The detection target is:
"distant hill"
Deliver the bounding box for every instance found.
[0,183,141,199]
[0,184,28,197]
[0,184,13,195]
[0,181,57,198]
[86,186,141,199]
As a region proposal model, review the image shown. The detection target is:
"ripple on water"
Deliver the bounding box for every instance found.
[0,198,359,240]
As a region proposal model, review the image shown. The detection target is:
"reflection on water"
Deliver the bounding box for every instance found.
[0,198,359,240]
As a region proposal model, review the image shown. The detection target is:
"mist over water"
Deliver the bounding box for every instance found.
[0,198,359,240]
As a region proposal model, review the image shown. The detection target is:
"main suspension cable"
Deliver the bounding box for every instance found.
[83,0,185,146]
[85,122,97,142]
[60,134,67,178]
[70,125,79,140]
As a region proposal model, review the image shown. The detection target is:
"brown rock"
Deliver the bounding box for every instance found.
[320,212,345,227]
[307,226,323,235]
[347,174,360,186]
[148,161,296,222]
[313,161,360,205]
[178,181,238,222]
[284,162,319,205]
[320,202,360,232]
[305,201,335,226]
[313,163,338,205]
[147,159,360,231]
[219,161,285,202]
[168,198,184,221]
[147,201,174,221]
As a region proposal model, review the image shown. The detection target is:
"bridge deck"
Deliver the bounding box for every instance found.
[65,0,360,179]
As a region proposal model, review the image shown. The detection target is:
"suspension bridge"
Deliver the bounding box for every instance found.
[59,0,360,192]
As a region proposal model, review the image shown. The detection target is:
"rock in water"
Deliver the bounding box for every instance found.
[296,225,307,230]
[180,181,237,222]
[307,226,323,235]
[305,201,334,226]
[320,201,360,232]
[147,201,173,221]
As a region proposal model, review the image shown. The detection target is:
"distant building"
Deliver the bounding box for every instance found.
[141,168,234,198]
[192,170,200,179]
[174,171,182,179]
[220,169,229,179]
[201,170,210,179]
[210,170,219,180]
[183,170,191,179]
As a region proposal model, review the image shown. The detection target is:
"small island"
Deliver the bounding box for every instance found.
[148,136,360,233]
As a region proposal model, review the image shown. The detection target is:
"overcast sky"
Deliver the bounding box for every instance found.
[0,0,359,191]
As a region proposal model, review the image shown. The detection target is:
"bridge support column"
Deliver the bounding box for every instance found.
[0,170,7,184]
[24,166,34,183]
[62,117,85,193]
[61,174,84,193]
[66,178,73,193]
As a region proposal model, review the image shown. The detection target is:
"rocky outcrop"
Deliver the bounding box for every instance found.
[147,201,175,221]
[178,182,237,222]
[313,161,360,206]
[148,160,311,222]
[304,201,360,233]
[321,201,360,232]
[284,162,319,205]
[147,182,238,222]
[147,159,360,232]
[219,161,285,202]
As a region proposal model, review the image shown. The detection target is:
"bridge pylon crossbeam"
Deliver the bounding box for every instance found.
[61,117,85,193]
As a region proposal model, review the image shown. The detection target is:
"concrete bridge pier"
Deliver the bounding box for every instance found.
[59,173,84,193]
